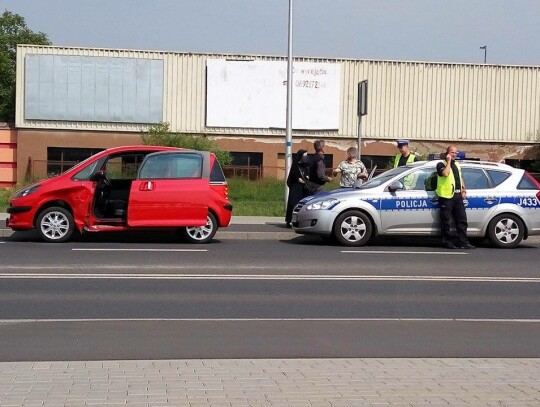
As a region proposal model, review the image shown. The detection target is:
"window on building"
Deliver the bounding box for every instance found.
[505,159,540,173]
[224,152,263,179]
[361,155,393,171]
[230,152,263,167]
[47,147,104,176]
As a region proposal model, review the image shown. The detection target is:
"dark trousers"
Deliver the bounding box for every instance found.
[439,193,469,245]
[285,183,306,224]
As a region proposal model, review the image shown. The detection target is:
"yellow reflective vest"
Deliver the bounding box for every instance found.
[393,153,416,168]
[436,161,463,198]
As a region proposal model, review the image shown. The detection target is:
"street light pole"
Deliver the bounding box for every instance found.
[284,0,294,205]
[480,45,487,63]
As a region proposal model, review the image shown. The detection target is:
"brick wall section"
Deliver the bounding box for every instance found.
[0,125,17,187]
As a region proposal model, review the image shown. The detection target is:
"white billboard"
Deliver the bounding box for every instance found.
[206,59,340,130]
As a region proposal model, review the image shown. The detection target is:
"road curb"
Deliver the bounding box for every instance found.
[0,229,297,240]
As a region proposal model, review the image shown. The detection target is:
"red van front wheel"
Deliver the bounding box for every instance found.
[36,207,75,243]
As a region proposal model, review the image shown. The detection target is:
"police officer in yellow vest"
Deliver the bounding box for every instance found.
[393,140,417,168]
[436,145,475,250]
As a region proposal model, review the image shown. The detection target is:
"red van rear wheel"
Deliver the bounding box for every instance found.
[182,213,218,244]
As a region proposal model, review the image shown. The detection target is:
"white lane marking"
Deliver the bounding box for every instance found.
[1,318,540,323]
[72,248,207,252]
[342,250,467,255]
[0,273,539,283]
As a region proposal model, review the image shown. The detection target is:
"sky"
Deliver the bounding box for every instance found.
[3,0,540,66]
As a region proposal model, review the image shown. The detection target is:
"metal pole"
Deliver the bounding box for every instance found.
[284,0,294,205]
[480,45,487,63]
[357,115,362,160]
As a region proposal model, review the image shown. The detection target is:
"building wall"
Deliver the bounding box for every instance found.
[15,129,538,182]
[16,45,540,144]
[0,125,17,187]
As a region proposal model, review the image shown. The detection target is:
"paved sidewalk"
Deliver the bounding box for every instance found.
[1,358,539,406]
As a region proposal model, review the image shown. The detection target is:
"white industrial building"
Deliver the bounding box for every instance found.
[0,44,538,185]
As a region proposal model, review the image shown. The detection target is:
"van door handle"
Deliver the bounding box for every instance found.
[139,181,155,191]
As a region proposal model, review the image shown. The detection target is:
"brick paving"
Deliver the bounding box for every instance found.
[1,358,539,406]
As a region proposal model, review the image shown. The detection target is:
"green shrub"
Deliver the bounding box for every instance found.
[142,122,232,166]
[0,185,15,211]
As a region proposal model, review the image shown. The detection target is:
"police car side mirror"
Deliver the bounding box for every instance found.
[387,181,404,192]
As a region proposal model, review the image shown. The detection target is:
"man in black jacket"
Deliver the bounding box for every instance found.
[308,139,332,194]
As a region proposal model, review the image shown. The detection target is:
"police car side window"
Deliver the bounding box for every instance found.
[396,168,432,191]
[517,174,537,190]
[486,170,511,187]
[462,168,489,189]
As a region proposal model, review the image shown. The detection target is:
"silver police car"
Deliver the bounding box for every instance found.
[292,161,540,248]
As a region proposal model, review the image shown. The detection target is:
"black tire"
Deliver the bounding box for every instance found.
[36,206,75,243]
[487,213,524,249]
[182,212,218,244]
[333,210,372,247]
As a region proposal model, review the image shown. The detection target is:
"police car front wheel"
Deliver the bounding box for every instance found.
[487,213,524,249]
[333,210,372,247]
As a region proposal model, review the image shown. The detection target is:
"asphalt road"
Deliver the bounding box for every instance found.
[1,235,539,360]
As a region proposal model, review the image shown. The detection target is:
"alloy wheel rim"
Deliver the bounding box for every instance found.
[41,211,69,240]
[186,217,213,240]
[494,218,519,244]
[340,216,366,242]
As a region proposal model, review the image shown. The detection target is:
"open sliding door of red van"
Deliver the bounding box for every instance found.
[127,151,210,227]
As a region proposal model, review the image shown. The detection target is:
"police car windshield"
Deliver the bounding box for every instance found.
[357,166,410,189]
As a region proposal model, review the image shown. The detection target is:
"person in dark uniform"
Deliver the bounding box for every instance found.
[393,139,418,167]
[436,145,475,250]
[285,149,309,228]
[308,139,332,194]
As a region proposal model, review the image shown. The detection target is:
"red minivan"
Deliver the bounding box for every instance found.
[6,146,233,243]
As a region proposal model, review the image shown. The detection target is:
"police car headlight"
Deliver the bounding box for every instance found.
[306,198,339,210]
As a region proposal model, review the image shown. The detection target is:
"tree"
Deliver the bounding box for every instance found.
[142,122,233,166]
[0,10,51,122]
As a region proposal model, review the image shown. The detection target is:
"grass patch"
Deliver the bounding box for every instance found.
[227,177,285,216]
[227,176,340,216]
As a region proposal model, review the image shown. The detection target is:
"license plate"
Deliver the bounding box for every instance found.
[292,213,297,223]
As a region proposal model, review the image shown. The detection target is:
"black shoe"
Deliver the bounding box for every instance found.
[443,242,457,249]
[285,223,292,228]
[458,243,476,249]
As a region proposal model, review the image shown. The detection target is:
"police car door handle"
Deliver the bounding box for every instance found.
[484,197,496,204]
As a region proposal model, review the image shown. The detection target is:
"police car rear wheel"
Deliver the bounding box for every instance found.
[487,213,524,249]
[333,210,372,247]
